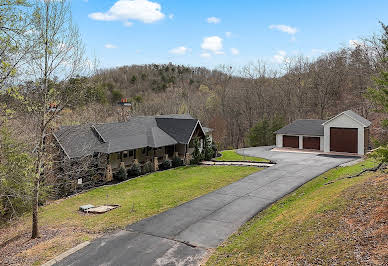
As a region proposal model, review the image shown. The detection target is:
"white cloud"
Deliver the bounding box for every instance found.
[269,24,298,35]
[88,0,165,26]
[273,50,286,63]
[230,48,239,55]
[168,14,174,19]
[104,43,117,49]
[201,36,223,54]
[169,46,189,55]
[349,39,363,48]
[200,52,211,58]
[225,31,232,38]
[207,17,221,24]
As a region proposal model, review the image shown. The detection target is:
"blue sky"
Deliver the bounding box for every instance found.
[72,0,388,69]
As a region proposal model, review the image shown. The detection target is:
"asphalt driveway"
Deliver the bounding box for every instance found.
[55,146,358,266]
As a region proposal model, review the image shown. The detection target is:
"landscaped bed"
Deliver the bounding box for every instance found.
[0,165,261,265]
[215,149,270,162]
[206,159,387,265]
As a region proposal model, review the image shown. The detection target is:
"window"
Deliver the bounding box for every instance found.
[123,151,128,158]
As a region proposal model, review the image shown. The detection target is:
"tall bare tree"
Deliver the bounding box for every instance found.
[25,0,88,239]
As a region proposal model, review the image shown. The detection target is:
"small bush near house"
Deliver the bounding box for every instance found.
[116,166,127,181]
[142,161,153,174]
[172,156,184,167]
[159,159,172,170]
[202,136,215,160]
[190,137,203,165]
[212,143,219,158]
[128,162,141,177]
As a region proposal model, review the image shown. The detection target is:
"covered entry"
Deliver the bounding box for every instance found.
[283,135,299,148]
[330,127,358,153]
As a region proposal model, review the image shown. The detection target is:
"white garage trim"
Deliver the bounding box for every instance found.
[276,134,323,151]
[323,113,365,155]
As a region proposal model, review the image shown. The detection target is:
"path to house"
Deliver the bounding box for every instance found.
[55,146,358,266]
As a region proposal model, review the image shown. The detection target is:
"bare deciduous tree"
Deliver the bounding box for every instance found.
[24,0,88,239]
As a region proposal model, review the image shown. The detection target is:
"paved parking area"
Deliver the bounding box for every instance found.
[56,146,358,266]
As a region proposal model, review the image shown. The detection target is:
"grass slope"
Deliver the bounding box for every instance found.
[206,159,387,265]
[0,165,260,265]
[215,150,269,162]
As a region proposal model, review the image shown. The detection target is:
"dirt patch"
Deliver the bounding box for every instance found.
[0,223,99,265]
[343,172,388,264]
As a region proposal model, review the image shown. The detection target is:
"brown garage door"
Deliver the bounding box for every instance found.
[283,135,299,148]
[303,136,320,150]
[330,127,358,153]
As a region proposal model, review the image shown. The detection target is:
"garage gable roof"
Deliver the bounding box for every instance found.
[275,119,326,136]
[322,110,371,127]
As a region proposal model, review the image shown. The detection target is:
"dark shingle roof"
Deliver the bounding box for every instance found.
[54,114,203,158]
[275,119,326,136]
[156,118,198,144]
[54,124,107,158]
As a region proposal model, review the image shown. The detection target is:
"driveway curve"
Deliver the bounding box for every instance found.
[55,146,358,266]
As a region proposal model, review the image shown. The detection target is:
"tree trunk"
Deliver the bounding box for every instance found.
[31,176,40,238]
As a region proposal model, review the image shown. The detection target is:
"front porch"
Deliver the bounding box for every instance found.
[108,143,196,171]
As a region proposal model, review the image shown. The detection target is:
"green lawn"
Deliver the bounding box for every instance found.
[215,150,270,162]
[1,165,261,265]
[206,159,382,265]
[38,165,260,231]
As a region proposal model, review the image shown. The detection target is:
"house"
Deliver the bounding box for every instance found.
[51,114,211,196]
[275,110,371,155]
[54,114,210,169]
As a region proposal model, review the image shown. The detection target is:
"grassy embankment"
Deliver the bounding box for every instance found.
[215,150,270,162]
[206,159,387,265]
[0,165,261,265]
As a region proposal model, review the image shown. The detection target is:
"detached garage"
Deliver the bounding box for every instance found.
[275,110,371,155]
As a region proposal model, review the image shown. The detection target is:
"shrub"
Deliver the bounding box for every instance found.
[212,143,220,158]
[190,137,203,165]
[202,136,214,161]
[142,161,153,174]
[116,166,127,181]
[159,159,172,170]
[128,162,141,177]
[172,156,184,167]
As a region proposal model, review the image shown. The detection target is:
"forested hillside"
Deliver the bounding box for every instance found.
[84,37,387,149]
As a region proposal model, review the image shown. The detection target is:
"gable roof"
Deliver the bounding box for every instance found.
[156,118,199,144]
[275,119,326,136]
[54,114,204,159]
[54,124,107,158]
[322,110,371,127]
